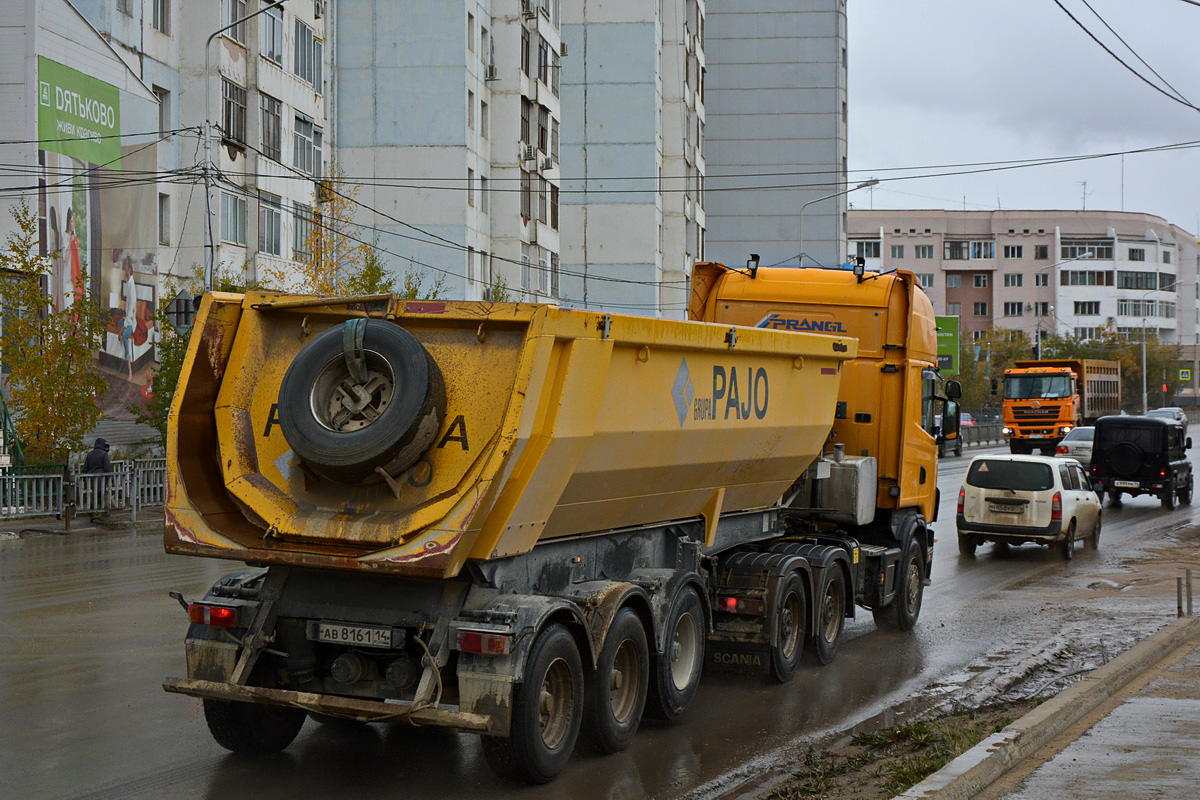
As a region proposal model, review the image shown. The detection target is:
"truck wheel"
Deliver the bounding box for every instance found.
[1060,520,1075,560]
[876,537,925,631]
[957,533,977,557]
[769,572,807,683]
[481,623,584,784]
[278,319,446,485]
[203,699,305,755]
[1009,440,1027,455]
[582,607,648,754]
[646,587,705,721]
[806,568,846,665]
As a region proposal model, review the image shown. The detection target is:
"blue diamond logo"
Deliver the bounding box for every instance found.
[672,359,695,426]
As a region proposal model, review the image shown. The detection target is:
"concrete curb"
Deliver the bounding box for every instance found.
[896,614,1200,799]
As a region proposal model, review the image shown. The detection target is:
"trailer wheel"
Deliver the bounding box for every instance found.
[481,623,583,784]
[769,572,807,683]
[203,699,305,755]
[582,607,649,753]
[806,568,846,665]
[646,587,705,721]
[278,319,445,485]
[873,537,925,632]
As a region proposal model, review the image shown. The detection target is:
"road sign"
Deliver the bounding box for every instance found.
[1181,368,1192,382]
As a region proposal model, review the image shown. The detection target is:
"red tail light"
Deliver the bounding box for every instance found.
[188,603,239,627]
[1056,445,1067,455]
[957,487,965,514]
[1051,491,1062,521]
[455,630,513,656]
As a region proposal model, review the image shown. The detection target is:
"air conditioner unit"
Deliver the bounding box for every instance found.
[542,156,554,171]
[314,0,324,19]
[521,0,536,19]
[560,42,568,57]
[485,64,499,81]
[522,144,537,162]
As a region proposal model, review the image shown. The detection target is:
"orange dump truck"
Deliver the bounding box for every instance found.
[1000,359,1121,453]
[163,262,958,783]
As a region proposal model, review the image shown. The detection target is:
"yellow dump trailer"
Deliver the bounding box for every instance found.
[163,278,952,785]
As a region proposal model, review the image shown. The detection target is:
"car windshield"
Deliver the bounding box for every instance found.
[1148,410,1174,419]
[966,460,1054,491]
[1004,375,1072,400]
[1097,425,1163,450]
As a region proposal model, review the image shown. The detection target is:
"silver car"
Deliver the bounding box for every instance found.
[1148,407,1188,430]
[1055,426,1094,467]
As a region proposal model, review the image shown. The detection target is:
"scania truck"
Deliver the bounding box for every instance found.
[162,260,959,783]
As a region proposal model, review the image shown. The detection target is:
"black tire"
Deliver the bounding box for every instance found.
[1178,475,1193,505]
[1060,520,1075,561]
[204,699,305,755]
[1089,513,1101,550]
[954,439,963,457]
[876,537,925,631]
[769,573,807,683]
[1108,490,1122,506]
[278,319,446,485]
[806,567,847,665]
[645,587,705,722]
[1162,486,1177,511]
[957,533,977,557]
[1009,440,1026,455]
[481,624,584,784]
[582,607,649,754]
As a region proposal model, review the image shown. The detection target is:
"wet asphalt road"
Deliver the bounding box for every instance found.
[1,447,1192,800]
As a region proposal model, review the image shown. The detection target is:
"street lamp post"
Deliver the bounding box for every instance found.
[798,179,879,266]
[204,1,289,291]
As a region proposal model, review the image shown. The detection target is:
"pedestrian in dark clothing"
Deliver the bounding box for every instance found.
[83,438,111,474]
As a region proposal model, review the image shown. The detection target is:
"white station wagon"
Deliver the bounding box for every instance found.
[956,454,1101,560]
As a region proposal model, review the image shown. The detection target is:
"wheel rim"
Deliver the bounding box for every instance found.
[904,558,921,611]
[819,578,844,642]
[609,638,642,723]
[537,656,575,749]
[669,610,700,691]
[310,352,395,432]
[779,590,802,659]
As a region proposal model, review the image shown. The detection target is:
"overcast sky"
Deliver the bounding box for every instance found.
[848,0,1200,234]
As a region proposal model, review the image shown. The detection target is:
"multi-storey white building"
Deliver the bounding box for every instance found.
[848,209,1200,349]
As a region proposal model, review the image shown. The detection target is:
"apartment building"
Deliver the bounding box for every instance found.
[848,210,1200,350]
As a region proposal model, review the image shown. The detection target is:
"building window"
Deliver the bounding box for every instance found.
[467,169,475,207]
[1035,244,1049,260]
[153,86,170,133]
[520,99,532,143]
[855,241,881,259]
[259,193,282,256]
[917,273,934,288]
[971,241,995,259]
[1075,327,1098,339]
[973,302,988,316]
[973,273,988,288]
[946,302,961,316]
[521,28,531,78]
[294,20,323,90]
[946,274,961,289]
[1163,250,1172,264]
[1129,247,1145,262]
[1116,271,1157,290]
[221,192,246,245]
[538,106,549,153]
[1063,269,1113,286]
[538,37,550,84]
[223,0,247,44]
[1003,245,1023,258]
[1003,302,1023,317]
[537,176,548,223]
[467,13,475,52]
[293,115,322,176]
[520,170,532,219]
[551,119,559,161]
[480,101,489,138]
[1061,239,1113,260]
[480,175,488,214]
[262,4,283,64]
[944,241,968,260]
[293,203,313,261]
[890,245,904,259]
[1074,301,1100,315]
[550,185,559,230]
[1034,302,1049,316]
[915,244,934,259]
[260,94,281,161]
[1161,273,1176,290]
[158,193,170,246]
[1035,273,1049,287]
[221,80,247,142]
[152,0,169,34]
[551,50,560,96]
[1003,273,1022,287]
[467,91,475,130]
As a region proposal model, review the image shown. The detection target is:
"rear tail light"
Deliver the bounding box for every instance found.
[957,487,965,515]
[718,596,767,615]
[1056,445,1067,455]
[188,603,239,627]
[1051,491,1062,521]
[455,630,513,656]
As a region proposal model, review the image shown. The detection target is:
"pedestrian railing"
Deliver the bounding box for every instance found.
[962,423,1005,448]
[0,461,166,521]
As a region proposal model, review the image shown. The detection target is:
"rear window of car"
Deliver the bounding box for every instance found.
[1097,425,1162,450]
[1062,428,1093,443]
[966,460,1054,491]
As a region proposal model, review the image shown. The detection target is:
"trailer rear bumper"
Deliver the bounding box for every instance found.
[163,677,493,732]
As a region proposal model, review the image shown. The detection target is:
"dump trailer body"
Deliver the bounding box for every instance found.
[166,293,855,578]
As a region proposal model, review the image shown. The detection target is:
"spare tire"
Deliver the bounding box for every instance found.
[278,319,445,485]
[1109,441,1142,477]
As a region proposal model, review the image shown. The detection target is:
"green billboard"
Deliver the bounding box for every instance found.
[935,315,959,376]
[37,56,121,166]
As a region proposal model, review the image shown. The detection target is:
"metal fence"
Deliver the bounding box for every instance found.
[0,461,166,521]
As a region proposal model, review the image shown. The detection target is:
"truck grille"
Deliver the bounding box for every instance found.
[1012,407,1060,419]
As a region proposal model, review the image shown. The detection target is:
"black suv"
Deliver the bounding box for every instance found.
[1090,415,1193,509]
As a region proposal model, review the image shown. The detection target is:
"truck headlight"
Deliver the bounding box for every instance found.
[1002,427,1013,435]
[1061,425,1072,434]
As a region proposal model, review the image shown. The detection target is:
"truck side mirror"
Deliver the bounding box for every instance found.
[945,380,962,400]
[942,400,961,441]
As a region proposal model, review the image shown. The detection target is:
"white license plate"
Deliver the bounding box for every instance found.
[316,622,394,648]
[1113,480,1140,488]
[1029,434,1045,439]
[987,502,1024,514]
